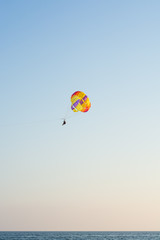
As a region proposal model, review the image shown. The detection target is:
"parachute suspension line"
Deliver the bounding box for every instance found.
[63,101,71,120]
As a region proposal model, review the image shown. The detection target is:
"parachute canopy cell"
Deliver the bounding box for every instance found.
[71,91,91,112]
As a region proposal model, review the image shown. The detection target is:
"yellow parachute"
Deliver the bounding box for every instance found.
[71,91,91,112]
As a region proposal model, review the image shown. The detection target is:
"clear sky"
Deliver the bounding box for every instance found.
[0,0,160,231]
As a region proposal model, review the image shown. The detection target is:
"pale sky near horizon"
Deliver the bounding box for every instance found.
[1,0,160,231]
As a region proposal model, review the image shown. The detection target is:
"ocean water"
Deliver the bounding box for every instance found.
[0,232,160,240]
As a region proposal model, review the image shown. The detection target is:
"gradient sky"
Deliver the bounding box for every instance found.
[1,0,160,231]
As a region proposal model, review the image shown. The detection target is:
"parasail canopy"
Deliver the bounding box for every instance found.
[71,91,91,112]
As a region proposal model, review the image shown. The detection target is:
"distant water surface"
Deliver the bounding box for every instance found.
[0,231,160,240]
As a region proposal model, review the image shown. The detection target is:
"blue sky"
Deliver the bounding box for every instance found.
[0,0,160,230]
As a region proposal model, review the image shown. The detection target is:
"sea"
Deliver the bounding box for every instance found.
[0,232,160,240]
